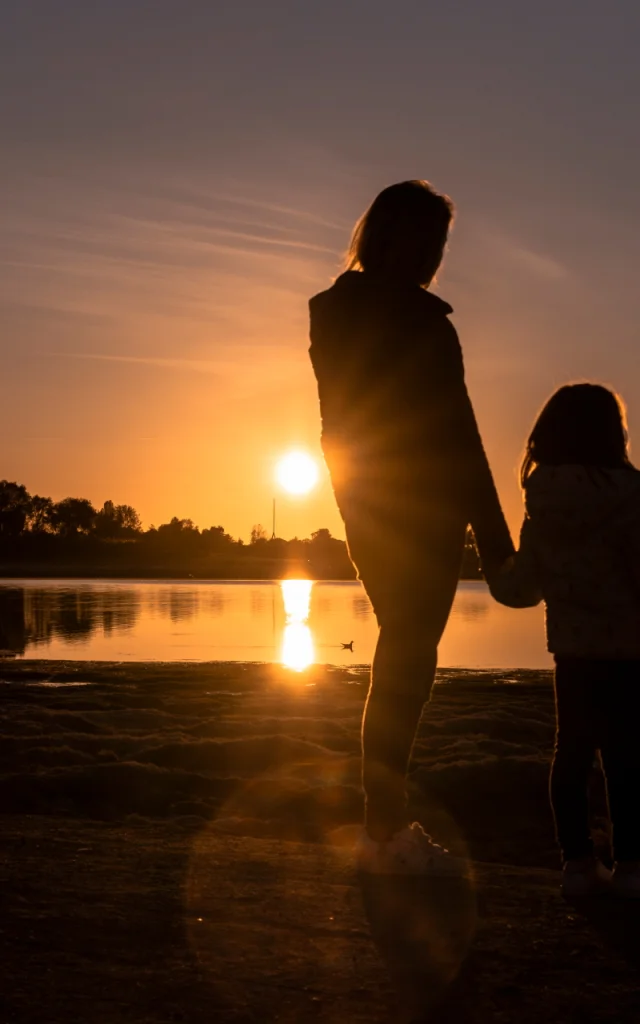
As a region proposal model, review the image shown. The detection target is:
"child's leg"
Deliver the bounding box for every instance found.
[598,660,640,863]
[551,657,599,862]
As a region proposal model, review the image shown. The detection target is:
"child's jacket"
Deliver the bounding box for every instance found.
[490,464,640,658]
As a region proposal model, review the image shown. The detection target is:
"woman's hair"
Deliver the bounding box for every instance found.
[346,180,454,287]
[521,383,630,488]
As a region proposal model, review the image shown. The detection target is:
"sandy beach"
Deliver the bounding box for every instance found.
[2,660,639,1023]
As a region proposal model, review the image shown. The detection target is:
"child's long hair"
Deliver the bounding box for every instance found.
[346,180,454,287]
[521,383,631,488]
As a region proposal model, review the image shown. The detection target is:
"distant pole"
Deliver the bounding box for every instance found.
[271,497,276,540]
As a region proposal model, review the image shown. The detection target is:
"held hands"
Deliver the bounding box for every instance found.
[485,552,543,609]
[480,553,515,586]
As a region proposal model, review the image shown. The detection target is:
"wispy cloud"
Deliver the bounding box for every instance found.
[0,172,341,348]
[55,346,308,402]
[509,245,568,281]
[57,352,222,372]
[448,217,572,302]
[183,187,349,234]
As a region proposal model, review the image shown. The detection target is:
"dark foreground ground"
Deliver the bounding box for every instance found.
[1,661,639,1023]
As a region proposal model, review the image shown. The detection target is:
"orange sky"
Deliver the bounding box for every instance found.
[2,3,640,541]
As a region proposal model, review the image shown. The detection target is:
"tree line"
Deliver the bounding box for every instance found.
[0,480,482,579]
[0,482,142,539]
[0,479,330,551]
[0,480,231,545]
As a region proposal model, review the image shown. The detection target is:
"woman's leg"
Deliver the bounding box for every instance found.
[355,527,465,842]
[551,658,599,862]
[362,620,439,840]
[598,660,640,863]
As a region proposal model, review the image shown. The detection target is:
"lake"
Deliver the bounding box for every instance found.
[0,578,551,669]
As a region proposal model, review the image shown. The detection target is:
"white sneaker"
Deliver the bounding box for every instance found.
[561,857,612,897]
[611,861,640,899]
[356,822,468,877]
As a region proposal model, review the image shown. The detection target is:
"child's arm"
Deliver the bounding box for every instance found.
[487,516,543,608]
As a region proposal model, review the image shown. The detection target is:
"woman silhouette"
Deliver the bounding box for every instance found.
[309,181,513,873]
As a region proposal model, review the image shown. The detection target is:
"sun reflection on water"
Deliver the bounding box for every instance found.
[280,579,314,671]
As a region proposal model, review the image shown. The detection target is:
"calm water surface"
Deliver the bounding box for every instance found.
[0,579,550,669]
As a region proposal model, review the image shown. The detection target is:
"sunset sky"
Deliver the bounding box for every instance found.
[2,1,640,541]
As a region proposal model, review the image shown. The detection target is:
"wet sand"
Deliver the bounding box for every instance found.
[1,661,638,1023]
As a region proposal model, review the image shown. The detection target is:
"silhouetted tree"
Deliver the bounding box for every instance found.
[94,501,118,539]
[26,495,55,533]
[201,525,235,552]
[157,517,198,537]
[310,528,333,546]
[149,517,201,557]
[250,524,268,545]
[306,527,352,577]
[116,504,142,532]
[51,497,97,537]
[94,500,142,538]
[0,481,32,537]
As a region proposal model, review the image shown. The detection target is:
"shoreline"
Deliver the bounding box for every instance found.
[1,658,542,675]
[6,660,637,1023]
[0,569,484,581]
[0,659,556,853]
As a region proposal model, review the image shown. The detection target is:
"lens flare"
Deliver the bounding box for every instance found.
[280,579,314,671]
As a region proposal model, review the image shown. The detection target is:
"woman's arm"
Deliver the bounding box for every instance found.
[488,516,543,608]
[437,321,514,573]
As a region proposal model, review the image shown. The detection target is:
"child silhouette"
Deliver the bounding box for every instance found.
[490,383,640,898]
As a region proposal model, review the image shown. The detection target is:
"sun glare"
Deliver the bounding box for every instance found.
[280,579,314,671]
[275,451,319,496]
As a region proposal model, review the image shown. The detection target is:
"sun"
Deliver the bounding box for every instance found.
[275,451,319,496]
